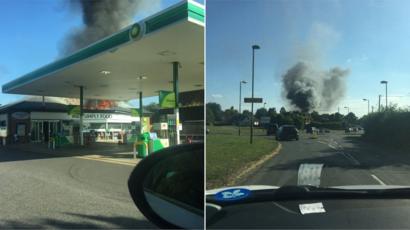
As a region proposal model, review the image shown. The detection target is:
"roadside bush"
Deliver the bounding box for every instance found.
[362,108,410,147]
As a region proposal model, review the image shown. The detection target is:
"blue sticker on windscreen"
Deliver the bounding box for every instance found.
[215,188,251,201]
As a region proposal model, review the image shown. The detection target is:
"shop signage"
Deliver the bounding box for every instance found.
[83,113,113,119]
[12,112,29,120]
[159,90,176,108]
[131,108,140,117]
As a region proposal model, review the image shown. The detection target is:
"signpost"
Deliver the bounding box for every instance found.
[244,97,263,103]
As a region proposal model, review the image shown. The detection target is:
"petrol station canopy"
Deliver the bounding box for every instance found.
[2,0,204,101]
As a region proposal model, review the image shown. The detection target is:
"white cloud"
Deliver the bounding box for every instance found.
[345,54,369,65]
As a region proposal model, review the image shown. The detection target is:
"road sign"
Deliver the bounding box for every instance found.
[244,97,263,103]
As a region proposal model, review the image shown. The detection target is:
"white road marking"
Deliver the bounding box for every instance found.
[371,174,386,185]
[298,163,324,186]
[317,140,327,145]
[340,152,361,166]
[317,139,361,166]
[328,144,337,150]
[75,156,136,166]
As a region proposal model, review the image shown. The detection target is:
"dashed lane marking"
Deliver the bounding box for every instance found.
[371,174,387,185]
[317,140,361,166]
[340,152,361,166]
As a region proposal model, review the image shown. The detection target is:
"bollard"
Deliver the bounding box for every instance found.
[133,144,137,159]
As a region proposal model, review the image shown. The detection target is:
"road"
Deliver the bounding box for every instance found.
[0,148,154,229]
[244,131,410,187]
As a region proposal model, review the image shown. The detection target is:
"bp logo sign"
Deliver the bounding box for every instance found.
[129,23,141,39]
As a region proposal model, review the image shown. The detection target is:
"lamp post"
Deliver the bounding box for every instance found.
[344,106,350,114]
[238,80,247,136]
[250,44,260,144]
[378,94,381,112]
[263,102,267,108]
[363,98,370,114]
[381,80,388,109]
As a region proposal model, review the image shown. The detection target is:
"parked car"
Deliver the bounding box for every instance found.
[276,125,299,141]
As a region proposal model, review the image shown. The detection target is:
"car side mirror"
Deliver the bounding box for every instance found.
[128,143,204,229]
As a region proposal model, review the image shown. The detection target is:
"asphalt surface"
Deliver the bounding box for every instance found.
[0,148,154,229]
[244,131,410,187]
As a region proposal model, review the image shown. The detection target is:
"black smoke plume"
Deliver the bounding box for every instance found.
[60,0,158,56]
[282,61,349,112]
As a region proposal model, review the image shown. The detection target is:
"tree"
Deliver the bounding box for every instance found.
[268,107,277,116]
[280,107,287,114]
[242,110,252,120]
[223,106,239,124]
[255,108,268,119]
[206,103,223,121]
[344,112,358,124]
[206,108,215,124]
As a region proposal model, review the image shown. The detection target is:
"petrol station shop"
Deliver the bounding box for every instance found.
[0,100,142,145]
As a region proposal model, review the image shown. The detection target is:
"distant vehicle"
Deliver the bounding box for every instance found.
[276,125,299,141]
[266,123,279,136]
[345,127,354,133]
[306,126,318,134]
[318,128,330,134]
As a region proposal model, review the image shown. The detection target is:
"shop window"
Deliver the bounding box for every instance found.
[107,123,121,130]
[89,123,106,130]
[17,124,26,136]
[62,120,73,136]
[0,120,6,127]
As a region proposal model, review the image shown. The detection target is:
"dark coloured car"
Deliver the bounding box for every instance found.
[276,125,299,141]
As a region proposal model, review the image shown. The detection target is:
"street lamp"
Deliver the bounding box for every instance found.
[238,80,247,136]
[381,80,388,109]
[250,44,260,144]
[263,102,267,108]
[344,106,350,114]
[363,98,370,114]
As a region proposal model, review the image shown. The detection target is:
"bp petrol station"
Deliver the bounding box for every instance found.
[1,0,204,157]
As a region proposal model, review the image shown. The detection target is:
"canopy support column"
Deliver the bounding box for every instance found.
[173,62,180,145]
[139,91,143,134]
[80,86,84,146]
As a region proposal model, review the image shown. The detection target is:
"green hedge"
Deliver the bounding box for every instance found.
[362,110,410,147]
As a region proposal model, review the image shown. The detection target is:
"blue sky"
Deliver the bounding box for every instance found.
[0,0,203,107]
[206,0,410,117]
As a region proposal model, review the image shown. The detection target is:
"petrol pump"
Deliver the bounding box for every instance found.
[152,122,170,148]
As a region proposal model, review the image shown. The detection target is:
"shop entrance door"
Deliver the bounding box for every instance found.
[43,122,49,142]
[49,121,60,138]
[31,121,44,142]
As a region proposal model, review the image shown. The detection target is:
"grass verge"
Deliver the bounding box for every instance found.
[206,125,279,189]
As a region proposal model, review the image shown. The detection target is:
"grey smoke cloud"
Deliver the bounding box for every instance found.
[282,62,349,112]
[60,0,160,56]
[282,22,349,112]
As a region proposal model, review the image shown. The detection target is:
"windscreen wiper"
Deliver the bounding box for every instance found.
[206,185,410,206]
